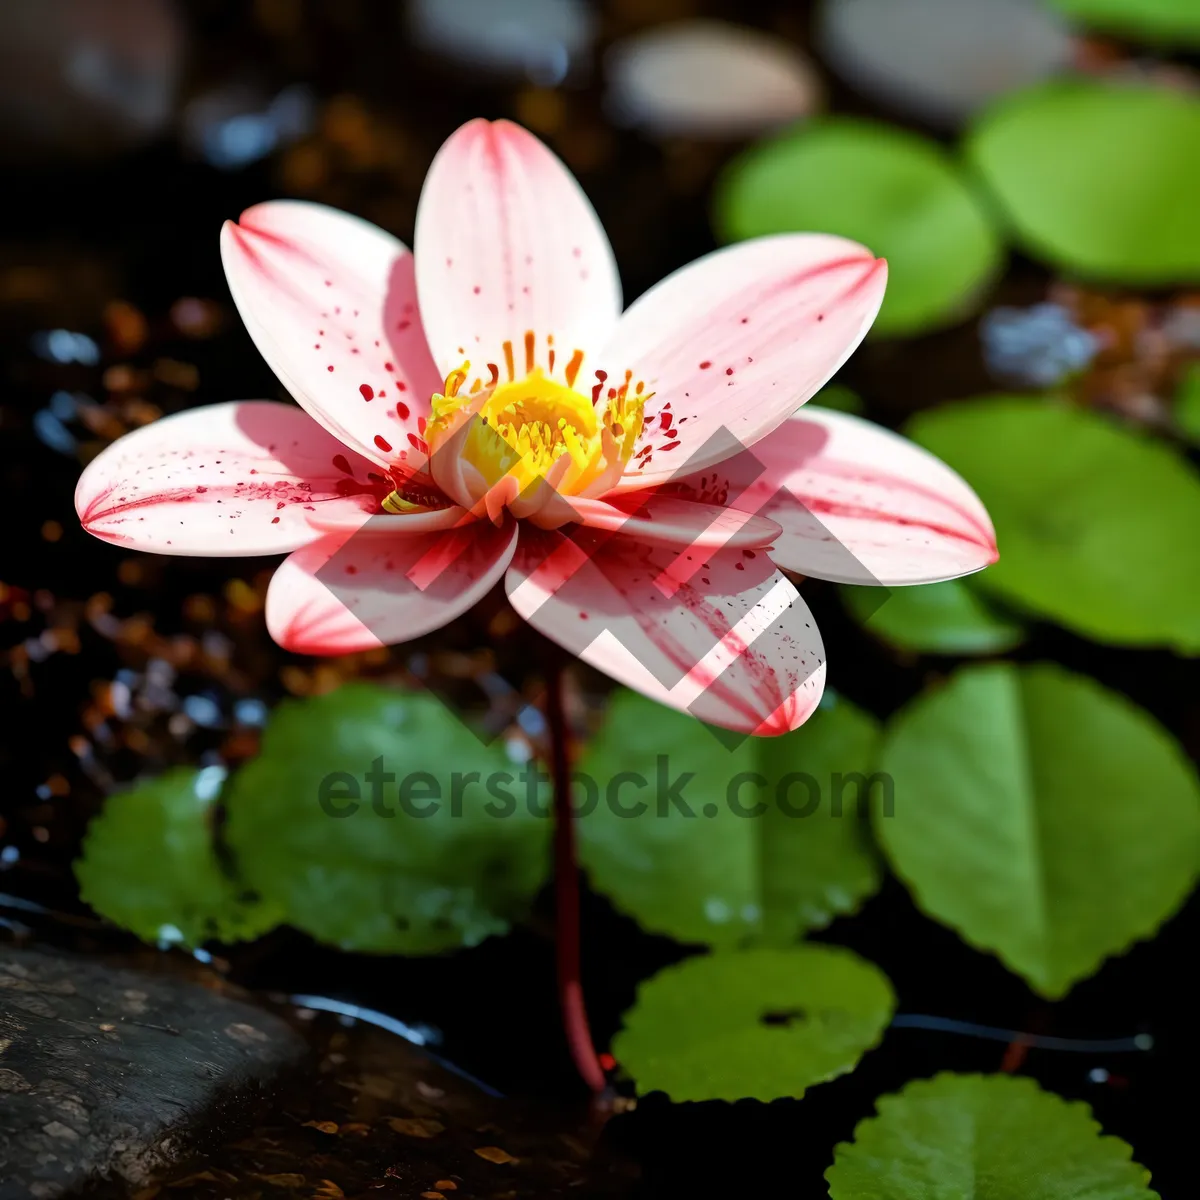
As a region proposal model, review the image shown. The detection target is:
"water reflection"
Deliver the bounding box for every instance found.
[406,0,596,85]
[0,0,183,160]
[818,0,1075,126]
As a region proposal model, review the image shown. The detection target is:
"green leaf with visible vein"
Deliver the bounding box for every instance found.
[827,1073,1159,1199]
[223,683,550,954]
[578,689,883,947]
[877,662,1200,997]
[76,768,281,948]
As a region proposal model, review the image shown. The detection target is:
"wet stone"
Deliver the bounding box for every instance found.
[0,946,307,1200]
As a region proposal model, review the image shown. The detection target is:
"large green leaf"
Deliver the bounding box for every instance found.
[577,690,883,948]
[76,768,281,948]
[842,579,1025,656]
[876,662,1200,998]
[223,683,551,954]
[967,80,1200,282]
[1049,0,1200,47]
[811,384,865,415]
[715,117,1003,336]
[909,396,1200,651]
[613,947,895,1102]
[1175,362,1200,446]
[827,1072,1158,1199]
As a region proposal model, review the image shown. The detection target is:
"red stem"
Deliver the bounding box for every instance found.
[544,655,607,1095]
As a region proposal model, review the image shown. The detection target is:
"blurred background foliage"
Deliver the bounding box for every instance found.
[1,0,1198,1194]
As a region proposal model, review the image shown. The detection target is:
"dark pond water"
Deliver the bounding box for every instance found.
[2,1,1198,1196]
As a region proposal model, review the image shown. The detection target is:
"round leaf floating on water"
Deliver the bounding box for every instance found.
[842,578,1025,656]
[613,946,895,1102]
[605,20,821,140]
[909,396,1200,650]
[967,80,1200,282]
[1049,0,1200,47]
[716,118,1004,335]
[577,689,884,948]
[223,683,551,955]
[1174,362,1200,445]
[811,383,865,414]
[876,662,1200,998]
[818,0,1074,128]
[827,1072,1159,1199]
[76,767,283,949]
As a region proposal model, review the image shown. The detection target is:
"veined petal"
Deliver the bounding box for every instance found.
[598,234,886,490]
[221,200,442,469]
[305,504,477,537]
[675,406,997,585]
[506,527,825,735]
[266,518,518,655]
[567,493,781,550]
[414,118,621,380]
[76,400,381,555]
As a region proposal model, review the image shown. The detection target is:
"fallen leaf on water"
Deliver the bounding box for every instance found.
[388,1117,446,1138]
[312,1181,344,1199]
[474,1146,518,1165]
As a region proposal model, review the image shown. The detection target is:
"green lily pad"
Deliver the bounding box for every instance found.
[1049,0,1200,47]
[909,396,1200,651]
[811,384,865,415]
[613,946,895,1102]
[967,80,1200,282]
[577,690,884,947]
[876,662,1200,998]
[75,768,282,949]
[827,1072,1159,1199]
[223,683,551,954]
[842,579,1025,655]
[715,117,1004,336]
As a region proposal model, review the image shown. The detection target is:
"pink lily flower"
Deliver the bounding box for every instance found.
[76,119,996,735]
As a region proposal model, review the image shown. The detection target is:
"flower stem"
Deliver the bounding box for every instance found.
[543,653,607,1095]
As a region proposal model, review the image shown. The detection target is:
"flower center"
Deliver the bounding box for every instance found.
[422,346,648,522]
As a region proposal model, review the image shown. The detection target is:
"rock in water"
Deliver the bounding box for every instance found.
[817,0,1074,127]
[606,20,822,139]
[0,0,184,162]
[0,946,306,1200]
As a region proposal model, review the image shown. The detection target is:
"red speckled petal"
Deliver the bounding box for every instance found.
[414,119,621,379]
[595,234,886,491]
[304,505,477,537]
[506,527,825,735]
[221,200,442,469]
[265,518,518,655]
[75,400,382,555]
[567,493,781,550]
[672,407,997,585]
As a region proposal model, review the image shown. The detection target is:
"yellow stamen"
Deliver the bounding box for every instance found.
[424,361,649,510]
[381,490,425,514]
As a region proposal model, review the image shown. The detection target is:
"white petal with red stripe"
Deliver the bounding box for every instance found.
[221,200,442,469]
[75,400,380,555]
[676,406,998,585]
[598,234,887,490]
[265,518,518,655]
[414,119,621,381]
[506,527,825,735]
